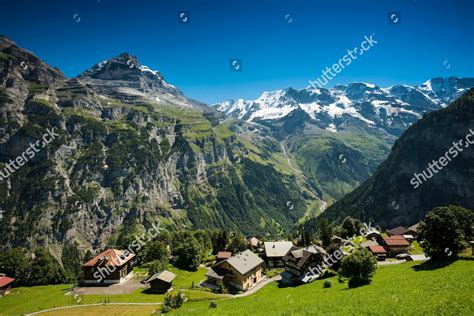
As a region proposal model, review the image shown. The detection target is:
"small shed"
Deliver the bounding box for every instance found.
[367,245,387,261]
[0,274,15,296]
[148,270,176,294]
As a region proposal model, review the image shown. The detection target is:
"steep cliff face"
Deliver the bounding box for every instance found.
[0,37,310,255]
[321,89,474,228]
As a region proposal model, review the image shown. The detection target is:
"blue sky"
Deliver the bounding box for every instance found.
[0,0,472,104]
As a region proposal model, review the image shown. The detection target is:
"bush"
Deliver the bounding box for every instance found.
[323,280,332,288]
[161,291,186,313]
[209,301,218,308]
[338,248,377,288]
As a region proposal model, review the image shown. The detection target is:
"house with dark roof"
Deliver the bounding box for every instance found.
[264,241,294,267]
[365,229,382,241]
[148,270,176,293]
[387,226,408,236]
[282,245,327,284]
[366,245,387,261]
[381,236,410,257]
[205,249,264,291]
[406,223,420,238]
[82,249,137,285]
[216,251,232,262]
[360,240,379,248]
[0,274,15,296]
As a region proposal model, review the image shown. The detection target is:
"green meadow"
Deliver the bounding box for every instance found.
[172,259,474,316]
[0,260,473,315]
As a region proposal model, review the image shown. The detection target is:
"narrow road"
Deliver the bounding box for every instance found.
[280,139,303,175]
[230,275,282,298]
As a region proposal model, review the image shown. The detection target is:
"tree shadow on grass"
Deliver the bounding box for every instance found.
[412,257,458,271]
[341,278,371,290]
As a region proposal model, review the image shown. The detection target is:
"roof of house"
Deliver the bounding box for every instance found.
[364,229,381,237]
[383,236,410,247]
[205,267,226,280]
[387,226,408,236]
[361,240,379,248]
[216,251,232,259]
[0,276,15,288]
[407,223,420,233]
[226,250,264,275]
[284,245,326,268]
[83,249,135,267]
[249,237,260,247]
[264,241,294,258]
[368,245,387,254]
[148,270,176,284]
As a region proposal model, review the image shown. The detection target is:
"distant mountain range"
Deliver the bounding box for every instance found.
[215,77,474,137]
[214,77,474,205]
[319,88,474,228]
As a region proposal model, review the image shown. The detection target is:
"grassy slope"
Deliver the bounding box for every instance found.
[172,260,474,316]
[2,261,472,315]
[0,267,220,316]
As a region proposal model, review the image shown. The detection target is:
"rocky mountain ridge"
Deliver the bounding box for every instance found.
[0,36,311,258]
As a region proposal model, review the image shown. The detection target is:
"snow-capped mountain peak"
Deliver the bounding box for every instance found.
[213,77,474,136]
[76,53,208,109]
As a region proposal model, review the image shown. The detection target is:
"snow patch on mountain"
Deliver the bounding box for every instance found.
[214,77,473,136]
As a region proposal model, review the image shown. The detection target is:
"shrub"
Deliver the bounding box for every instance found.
[323,280,332,288]
[161,291,186,312]
[209,301,218,308]
[338,248,377,288]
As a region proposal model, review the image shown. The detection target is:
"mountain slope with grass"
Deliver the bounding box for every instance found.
[321,89,474,228]
[214,78,474,205]
[0,36,315,256]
